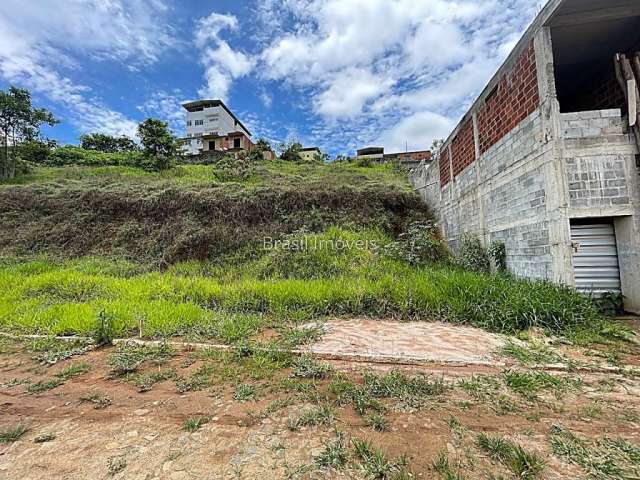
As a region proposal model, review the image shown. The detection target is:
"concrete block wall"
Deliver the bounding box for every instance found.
[410,24,640,311]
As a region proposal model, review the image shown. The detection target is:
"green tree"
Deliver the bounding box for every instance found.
[279,142,302,162]
[136,118,181,171]
[80,133,137,153]
[0,86,57,179]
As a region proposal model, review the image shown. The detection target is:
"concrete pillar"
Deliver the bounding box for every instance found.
[534,26,575,285]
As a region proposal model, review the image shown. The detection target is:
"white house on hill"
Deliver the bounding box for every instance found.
[181,100,253,155]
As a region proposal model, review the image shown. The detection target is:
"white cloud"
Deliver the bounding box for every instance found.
[377,111,455,152]
[195,13,255,101]
[255,0,541,152]
[0,0,175,137]
[313,68,394,119]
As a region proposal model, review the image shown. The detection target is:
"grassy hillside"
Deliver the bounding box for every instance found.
[0,159,623,342]
[0,161,428,264]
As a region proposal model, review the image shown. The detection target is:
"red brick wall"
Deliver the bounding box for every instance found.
[439,147,451,187]
[477,41,539,155]
[450,118,476,177]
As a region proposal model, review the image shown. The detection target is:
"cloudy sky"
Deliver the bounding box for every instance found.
[0,0,543,156]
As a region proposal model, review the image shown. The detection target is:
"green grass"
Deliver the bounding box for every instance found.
[0,250,615,341]
[550,426,640,479]
[475,433,545,479]
[0,423,29,443]
[55,362,90,380]
[288,404,335,431]
[183,416,209,433]
[315,432,349,469]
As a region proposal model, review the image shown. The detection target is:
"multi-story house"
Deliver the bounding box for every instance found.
[181,99,253,155]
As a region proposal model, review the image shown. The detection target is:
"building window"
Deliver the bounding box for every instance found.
[234,138,241,149]
[187,120,192,126]
[195,119,204,126]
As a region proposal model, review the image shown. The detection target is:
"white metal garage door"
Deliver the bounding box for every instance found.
[570,222,621,296]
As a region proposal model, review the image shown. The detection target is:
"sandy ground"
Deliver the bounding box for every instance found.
[1,320,639,480]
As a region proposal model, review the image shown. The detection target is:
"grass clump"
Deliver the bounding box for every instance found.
[288,404,334,431]
[107,342,175,377]
[129,368,176,392]
[366,413,390,432]
[0,423,29,443]
[501,341,562,366]
[550,425,640,479]
[502,370,580,400]
[55,362,90,380]
[175,364,214,392]
[433,451,465,480]
[315,432,349,470]
[475,433,545,479]
[183,416,209,433]
[291,355,333,379]
[233,383,257,402]
[79,393,112,409]
[27,378,64,394]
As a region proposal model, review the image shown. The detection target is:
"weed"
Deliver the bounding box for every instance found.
[507,444,545,479]
[94,310,115,346]
[27,378,64,394]
[55,362,90,380]
[315,432,348,469]
[175,364,214,392]
[183,416,209,432]
[233,383,257,402]
[80,393,112,409]
[288,404,334,431]
[476,433,544,479]
[476,433,513,462]
[501,341,561,366]
[366,413,390,432]
[130,368,176,392]
[0,423,29,443]
[291,355,333,379]
[353,438,393,478]
[34,433,56,443]
[550,425,640,479]
[458,375,501,401]
[502,370,579,400]
[107,342,175,377]
[433,451,465,480]
[281,324,324,347]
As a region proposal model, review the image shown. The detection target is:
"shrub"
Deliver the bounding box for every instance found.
[456,235,490,273]
[383,221,449,266]
[488,241,508,273]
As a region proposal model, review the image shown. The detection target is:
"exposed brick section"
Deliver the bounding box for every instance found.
[478,41,539,155]
[450,118,476,177]
[439,148,451,187]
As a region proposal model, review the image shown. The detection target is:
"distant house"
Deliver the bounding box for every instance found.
[356,147,384,162]
[356,146,432,169]
[299,147,322,162]
[181,99,253,155]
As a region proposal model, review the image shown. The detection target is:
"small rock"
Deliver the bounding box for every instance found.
[134,409,149,416]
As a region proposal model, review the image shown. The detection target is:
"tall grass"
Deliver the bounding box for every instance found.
[0,228,610,341]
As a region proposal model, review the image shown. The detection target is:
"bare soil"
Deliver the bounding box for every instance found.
[1,322,639,480]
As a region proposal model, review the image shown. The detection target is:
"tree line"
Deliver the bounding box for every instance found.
[0,86,183,179]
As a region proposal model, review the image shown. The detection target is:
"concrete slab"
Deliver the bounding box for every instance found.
[304,319,508,366]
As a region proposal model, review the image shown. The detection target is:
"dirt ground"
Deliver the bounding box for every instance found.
[1,320,640,480]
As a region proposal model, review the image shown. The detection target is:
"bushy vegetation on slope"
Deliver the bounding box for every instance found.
[0,160,619,342]
[0,161,427,264]
[0,228,612,341]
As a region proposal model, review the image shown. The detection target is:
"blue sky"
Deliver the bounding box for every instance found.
[0,0,543,157]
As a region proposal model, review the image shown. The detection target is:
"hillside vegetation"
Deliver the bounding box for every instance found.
[0,159,622,342]
[0,161,424,264]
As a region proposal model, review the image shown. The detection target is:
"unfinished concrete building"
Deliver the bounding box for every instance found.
[410,0,640,313]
